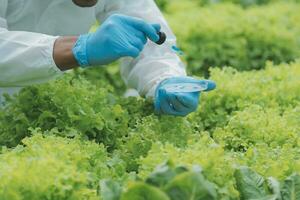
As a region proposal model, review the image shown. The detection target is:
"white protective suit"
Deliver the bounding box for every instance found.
[0,0,186,103]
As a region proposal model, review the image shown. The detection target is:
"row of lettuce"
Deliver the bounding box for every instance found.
[1,61,300,199]
[166,1,300,76]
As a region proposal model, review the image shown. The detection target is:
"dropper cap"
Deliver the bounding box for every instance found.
[156,31,167,45]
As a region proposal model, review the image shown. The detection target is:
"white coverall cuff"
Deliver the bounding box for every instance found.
[41,36,63,76]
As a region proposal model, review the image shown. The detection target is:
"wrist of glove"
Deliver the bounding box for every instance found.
[154,77,216,117]
[72,14,161,67]
[72,34,90,67]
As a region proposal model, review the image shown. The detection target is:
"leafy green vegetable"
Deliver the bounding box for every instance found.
[164,171,218,200]
[234,170,300,200]
[266,177,281,199]
[191,62,300,134]
[234,167,269,199]
[281,174,300,200]
[100,179,122,200]
[121,183,170,200]
[146,161,188,188]
[0,133,119,200]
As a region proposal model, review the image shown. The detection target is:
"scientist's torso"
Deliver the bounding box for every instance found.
[0,0,109,102]
[6,0,100,35]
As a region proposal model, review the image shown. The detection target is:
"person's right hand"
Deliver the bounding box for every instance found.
[72,14,161,67]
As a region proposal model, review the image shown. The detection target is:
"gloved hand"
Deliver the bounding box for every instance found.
[72,14,161,67]
[154,77,216,117]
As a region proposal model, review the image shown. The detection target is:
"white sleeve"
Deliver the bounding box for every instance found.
[96,0,186,98]
[0,10,62,87]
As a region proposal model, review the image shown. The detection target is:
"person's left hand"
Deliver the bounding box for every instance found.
[154,77,216,116]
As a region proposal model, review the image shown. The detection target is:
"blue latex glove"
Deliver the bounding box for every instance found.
[72,14,161,67]
[155,77,216,117]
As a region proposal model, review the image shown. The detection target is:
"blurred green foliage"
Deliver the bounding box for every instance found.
[165,2,300,76]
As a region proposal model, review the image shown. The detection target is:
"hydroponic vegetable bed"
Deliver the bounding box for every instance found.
[1,0,300,199]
